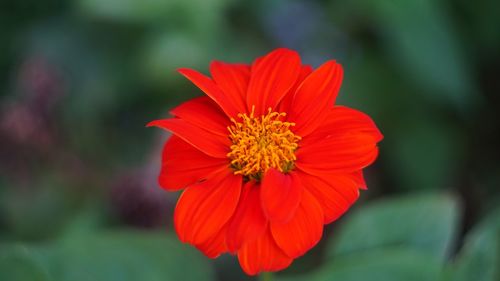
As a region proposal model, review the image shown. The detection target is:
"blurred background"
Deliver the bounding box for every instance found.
[1,0,499,280]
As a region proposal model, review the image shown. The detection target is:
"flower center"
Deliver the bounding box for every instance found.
[227,107,301,181]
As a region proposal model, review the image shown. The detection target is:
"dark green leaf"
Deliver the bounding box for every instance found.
[1,231,215,281]
[369,0,476,108]
[387,115,464,191]
[0,245,51,281]
[50,231,215,281]
[331,0,477,109]
[328,193,460,261]
[279,248,444,281]
[453,208,500,281]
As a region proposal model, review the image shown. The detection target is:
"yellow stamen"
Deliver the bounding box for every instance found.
[227,106,301,180]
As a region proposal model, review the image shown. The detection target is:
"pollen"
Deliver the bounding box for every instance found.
[227,106,301,180]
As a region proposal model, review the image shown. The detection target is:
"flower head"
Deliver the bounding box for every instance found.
[148,48,383,275]
[227,107,300,180]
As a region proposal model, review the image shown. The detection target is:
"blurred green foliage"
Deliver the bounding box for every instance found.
[1,0,500,280]
[328,193,460,260]
[453,209,500,281]
[1,232,215,281]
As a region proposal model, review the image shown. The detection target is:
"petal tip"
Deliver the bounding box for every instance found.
[146,120,161,128]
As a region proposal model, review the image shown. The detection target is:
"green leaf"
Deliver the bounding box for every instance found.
[373,0,475,107]
[0,245,50,281]
[328,193,460,261]
[331,0,477,109]
[0,175,78,240]
[77,0,227,30]
[50,231,215,281]
[387,115,464,191]
[453,208,500,281]
[1,231,215,281]
[279,248,444,281]
[77,0,179,23]
[140,32,208,86]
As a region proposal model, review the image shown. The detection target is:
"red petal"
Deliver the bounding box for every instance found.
[297,170,360,224]
[147,118,229,158]
[178,68,240,118]
[195,224,228,258]
[296,133,379,173]
[246,48,301,116]
[296,106,382,173]
[170,96,229,137]
[279,65,313,113]
[237,227,293,275]
[288,61,343,137]
[159,136,228,190]
[174,169,242,245]
[210,62,250,114]
[295,144,378,175]
[301,106,383,146]
[352,170,367,190]
[270,189,324,258]
[261,169,302,223]
[226,182,268,252]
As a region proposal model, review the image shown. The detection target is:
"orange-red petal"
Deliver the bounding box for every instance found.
[174,168,242,245]
[195,224,228,258]
[159,136,228,190]
[147,118,229,158]
[301,106,383,146]
[288,60,343,137]
[352,170,367,190]
[261,169,302,223]
[296,133,379,173]
[178,68,240,118]
[296,105,382,173]
[226,182,268,253]
[237,227,293,275]
[246,48,301,116]
[270,189,324,258]
[297,170,360,224]
[170,96,229,137]
[279,65,313,113]
[210,61,250,114]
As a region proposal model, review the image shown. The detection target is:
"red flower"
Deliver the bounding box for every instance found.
[148,48,383,275]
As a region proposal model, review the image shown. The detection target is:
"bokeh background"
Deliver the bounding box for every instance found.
[1,0,499,280]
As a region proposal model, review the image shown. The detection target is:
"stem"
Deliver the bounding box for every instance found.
[260,272,273,281]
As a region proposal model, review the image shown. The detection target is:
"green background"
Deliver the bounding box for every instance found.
[1,0,499,280]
